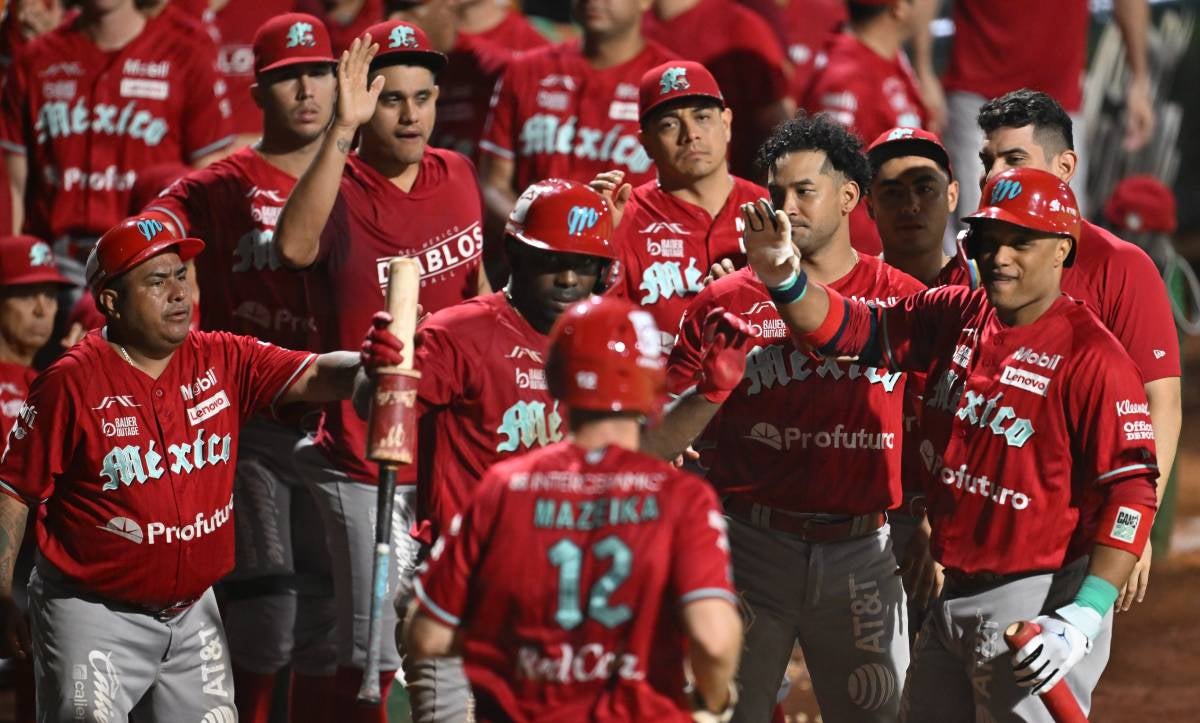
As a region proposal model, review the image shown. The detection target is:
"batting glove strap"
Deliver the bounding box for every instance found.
[1012,614,1092,693]
[1054,602,1104,643]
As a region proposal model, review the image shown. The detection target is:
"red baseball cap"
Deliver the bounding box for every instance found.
[867,127,953,180]
[1104,175,1177,234]
[363,20,446,73]
[254,13,336,76]
[0,236,73,287]
[85,213,205,292]
[639,60,725,123]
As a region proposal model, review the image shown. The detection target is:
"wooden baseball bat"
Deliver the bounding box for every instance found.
[357,258,421,705]
[1004,621,1089,723]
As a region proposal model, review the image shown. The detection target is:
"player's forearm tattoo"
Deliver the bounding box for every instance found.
[336,138,352,154]
[0,498,29,593]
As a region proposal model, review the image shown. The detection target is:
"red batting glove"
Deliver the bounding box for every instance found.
[361,311,405,375]
[697,307,756,403]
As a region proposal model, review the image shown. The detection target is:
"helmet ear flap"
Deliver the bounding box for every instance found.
[961,227,978,260]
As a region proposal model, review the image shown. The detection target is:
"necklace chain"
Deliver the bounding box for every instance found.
[117,344,134,366]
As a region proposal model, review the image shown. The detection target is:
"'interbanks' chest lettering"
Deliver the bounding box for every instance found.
[743,344,902,395]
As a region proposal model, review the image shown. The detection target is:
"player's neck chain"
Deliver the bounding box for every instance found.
[116,344,135,366]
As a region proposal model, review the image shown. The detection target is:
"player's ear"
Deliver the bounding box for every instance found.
[721,107,733,142]
[1054,236,1072,266]
[249,82,264,111]
[841,177,861,215]
[947,178,960,213]
[97,288,120,319]
[865,190,876,220]
[1052,149,1078,184]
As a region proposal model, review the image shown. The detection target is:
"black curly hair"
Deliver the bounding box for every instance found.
[755,112,872,193]
[977,89,1074,153]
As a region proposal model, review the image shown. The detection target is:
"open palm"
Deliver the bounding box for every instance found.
[335,35,385,130]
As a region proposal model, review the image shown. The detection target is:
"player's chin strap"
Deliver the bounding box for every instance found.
[688,682,738,723]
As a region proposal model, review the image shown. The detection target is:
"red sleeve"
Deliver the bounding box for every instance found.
[1065,342,1159,490]
[671,475,737,606]
[315,189,349,267]
[803,71,866,133]
[0,57,29,155]
[0,365,77,505]
[143,173,211,236]
[666,286,720,395]
[1098,245,1180,382]
[415,473,503,627]
[222,333,317,419]
[179,39,235,161]
[478,65,517,161]
[413,321,467,409]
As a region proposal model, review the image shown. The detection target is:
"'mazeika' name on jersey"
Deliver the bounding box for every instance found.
[534,494,660,532]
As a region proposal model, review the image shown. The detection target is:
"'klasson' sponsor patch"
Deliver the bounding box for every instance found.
[186,390,230,426]
[999,365,1050,397]
[1110,506,1141,543]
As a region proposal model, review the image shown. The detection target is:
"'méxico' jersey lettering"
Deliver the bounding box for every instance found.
[743,345,901,395]
[36,99,169,146]
[99,430,232,490]
[518,114,651,175]
[495,400,563,452]
[639,259,703,305]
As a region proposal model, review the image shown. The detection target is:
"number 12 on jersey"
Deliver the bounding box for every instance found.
[548,535,632,630]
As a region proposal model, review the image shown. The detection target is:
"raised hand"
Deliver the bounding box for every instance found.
[697,307,757,404]
[335,35,385,132]
[740,198,797,288]
[588,170,632,229]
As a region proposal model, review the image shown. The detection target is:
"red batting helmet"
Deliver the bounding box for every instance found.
[86,212,205,292]
[964,168,1082,266]
[506,179,618,291]
[547,296,667,416]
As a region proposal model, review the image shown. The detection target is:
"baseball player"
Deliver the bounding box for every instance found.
[457,0,548,50]
[0,236,72,440]
[976,89,1180,610]
[778,0,846,106]
[802,0,929,257]
[642,0,791,180]
[0,213,394,722]
[660,113,924,722]
[743,166,1159,721]
[296,0,385,54]
[271,22,487,716]
[143,14,342,723]
[591,60,767,353]
[477,0,676,270]
[0,0,233,263]
[925,0,1154,230]
[404,294,744,722]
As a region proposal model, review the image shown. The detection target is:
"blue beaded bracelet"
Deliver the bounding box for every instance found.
[767,269,808,305]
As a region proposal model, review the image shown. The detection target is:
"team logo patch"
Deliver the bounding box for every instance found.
[990,178,1022,204]
[886,127,916,141]
[187,391,230,426]
[659,66,690,95]
[567,205,600,236]
[999,365,1050,397]
[97,516,144,544]
[136,218,164,242]
[1111,506,1141,543]
[388,25,417,49]
[745,422,782,450]
[286,21,316,48]
[92,396,140,410]
[28,241,54,267]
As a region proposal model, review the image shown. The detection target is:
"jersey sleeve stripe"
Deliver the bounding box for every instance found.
[145,205,187,237]
[187,136,236,162]
[477,139,515,160]
[0,140,27,155]
[1095,463,1158,484]
[269,353,318,412]
[0,479,40,507]
[679,587,739,607]
[414,578,461,627]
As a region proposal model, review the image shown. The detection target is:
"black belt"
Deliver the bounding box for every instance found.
[138,597,200,622]
[724,498,886,543]
[942,568,1053,597]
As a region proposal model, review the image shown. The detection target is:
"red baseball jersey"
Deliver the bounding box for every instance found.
[146,146,314,351]
[416,441,736,723]
[467,10,549,52]
[0,12,234,244]
[407,292,560,536]
[1060,221,1180,382]
[669,258,923,514]
[642,0,789,178]
[780,0,846,101]
[480,39,676,191]
[610,177,766,350]
[212,0,300,137]
[431,34,516,162]
[944,0,1088,112]
[833,287,1158,574]
[0,330,314,605]
[0,361,35,444]
[295,0,382,54]
[310,149,484,483]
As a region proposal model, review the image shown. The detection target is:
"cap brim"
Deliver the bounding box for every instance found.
[370,51,446,74]
[868,138,952,180]
[640,92,726,123]
[256,55,338,76]
[2,269,75,287]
